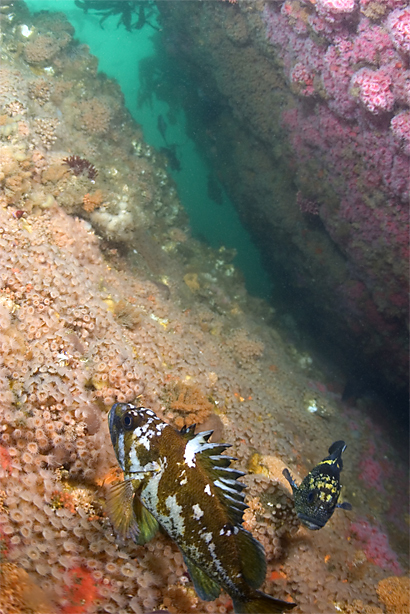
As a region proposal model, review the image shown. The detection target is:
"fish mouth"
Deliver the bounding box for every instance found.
[108,402,124,447]
[108,402,117,431]
[298,513,325,530]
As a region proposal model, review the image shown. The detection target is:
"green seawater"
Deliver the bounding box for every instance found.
[24,0,272,298]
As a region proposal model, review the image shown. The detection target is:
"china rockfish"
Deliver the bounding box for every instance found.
[283,440,352,530]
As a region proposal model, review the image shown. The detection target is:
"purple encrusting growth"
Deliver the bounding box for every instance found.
[261,0,409,382]
[63,155,98,181]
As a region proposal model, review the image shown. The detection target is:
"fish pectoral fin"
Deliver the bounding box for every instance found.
[106,480,140,540]
[133,497,159,545]
[236,527,267,589]
[337,501,352,511]
[182,554,221,601]
[106,480,159,545]
[282,468,297,492]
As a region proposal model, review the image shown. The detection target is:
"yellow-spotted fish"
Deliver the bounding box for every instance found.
[283,440,352,530]
[108,403,296,614]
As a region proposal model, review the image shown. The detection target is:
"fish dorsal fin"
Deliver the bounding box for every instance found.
[184,431,231,468]
[198,450,248,525]
[209,453,233,468]
[180,424,197,440]
[182,553,221,601]
[106,480,140,542]
[190,429,216,446]
[185,432,248,524]
[235,527,267,589]
[132,497,159,545]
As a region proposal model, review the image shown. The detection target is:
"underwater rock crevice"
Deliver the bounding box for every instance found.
[155,0,409,401]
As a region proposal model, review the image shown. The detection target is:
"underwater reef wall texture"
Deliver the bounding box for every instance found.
[0,3,408,614]
[156,0,409,395]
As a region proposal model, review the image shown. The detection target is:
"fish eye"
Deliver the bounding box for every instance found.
[122,411,137,431]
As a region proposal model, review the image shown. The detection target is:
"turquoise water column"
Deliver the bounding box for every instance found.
[24,0,272,298]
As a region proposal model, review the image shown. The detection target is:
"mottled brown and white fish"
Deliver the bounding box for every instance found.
[107,403,296,614]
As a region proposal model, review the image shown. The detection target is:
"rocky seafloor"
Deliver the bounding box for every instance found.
[0,4,408,614]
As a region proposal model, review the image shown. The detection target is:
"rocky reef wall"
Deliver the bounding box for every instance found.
[0,3,408,613]
[156,0,409,397]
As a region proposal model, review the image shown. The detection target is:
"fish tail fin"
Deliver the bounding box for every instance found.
[233,590,296,614]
